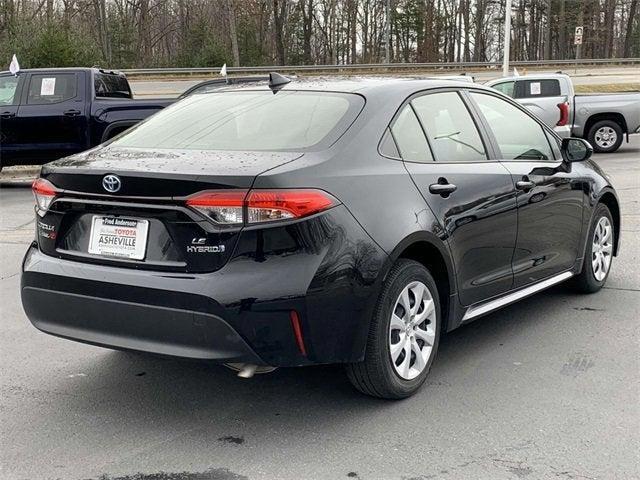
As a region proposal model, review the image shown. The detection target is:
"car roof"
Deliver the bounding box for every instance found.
[487,73,571,84]
[0,67,124,76]
[206,75,494,99]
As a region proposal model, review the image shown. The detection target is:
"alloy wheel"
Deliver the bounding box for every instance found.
[594,126,618,150]
[389,281,437,380]
[592,216,613,281]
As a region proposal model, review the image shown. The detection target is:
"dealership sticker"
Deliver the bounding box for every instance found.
[40,77,56,96]
[530,82,541,95]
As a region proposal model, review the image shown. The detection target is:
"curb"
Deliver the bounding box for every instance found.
[0,166,40,188]
[0,179,35,188]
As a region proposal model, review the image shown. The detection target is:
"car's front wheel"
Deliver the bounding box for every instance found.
[346,259,441,399]
[573,204,615,293]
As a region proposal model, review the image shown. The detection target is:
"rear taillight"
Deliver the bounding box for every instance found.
[32,178,58,216]
[185,190,247,225]
[247,189,336,223]
[186,189,337,225]
[557,102,569,127]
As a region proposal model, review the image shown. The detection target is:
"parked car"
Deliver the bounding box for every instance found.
[0,67,174,170]
[21,77,620,399]
[486,73,640,153]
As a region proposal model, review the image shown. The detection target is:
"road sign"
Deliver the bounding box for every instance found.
[574,26,583,45]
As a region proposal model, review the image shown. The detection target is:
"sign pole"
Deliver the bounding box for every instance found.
[503,0,513,77]
[574,26,583,74]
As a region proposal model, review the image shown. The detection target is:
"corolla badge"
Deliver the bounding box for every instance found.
[102,174,122,193]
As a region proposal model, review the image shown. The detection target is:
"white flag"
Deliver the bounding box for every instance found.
[9,54,20,76]
[220,63,227,77]
[513,67,519,77]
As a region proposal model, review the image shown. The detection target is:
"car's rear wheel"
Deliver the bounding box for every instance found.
[588,120,623,153]
[573,204,614,293]
[346,259,441,399]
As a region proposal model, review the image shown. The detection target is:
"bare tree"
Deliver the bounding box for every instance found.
[226,0,240,67]
[273,0,287,65]
[1,0,636,69]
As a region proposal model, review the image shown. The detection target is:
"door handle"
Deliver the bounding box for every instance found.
[0,111,15,119]
[429,179,457,197]
[63,109,81,117]
[516,180,536,191]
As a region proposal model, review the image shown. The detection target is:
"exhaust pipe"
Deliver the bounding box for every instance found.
[237,364,257,378]
[224,363,277,378]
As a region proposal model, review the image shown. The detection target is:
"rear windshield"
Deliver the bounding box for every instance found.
[95,73,132,99]
[111,90,363,151]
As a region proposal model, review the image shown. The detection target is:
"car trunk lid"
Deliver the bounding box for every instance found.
[43,146,302,196]
[37,147,302,273]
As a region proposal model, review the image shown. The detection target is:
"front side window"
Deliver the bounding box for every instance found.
[0,76,19,106]
[546,130,562,160]
[27,74,77,105]
[390,105,432,163]
[411,92,487,162]
[492,81,515,98]
[470,92,554,161]
[112,90,362,151]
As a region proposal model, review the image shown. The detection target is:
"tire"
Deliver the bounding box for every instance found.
[587,120,623,153]
[573,204,615,293]
[346,259,441,399]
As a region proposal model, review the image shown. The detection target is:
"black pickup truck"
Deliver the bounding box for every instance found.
[0,67,174,169]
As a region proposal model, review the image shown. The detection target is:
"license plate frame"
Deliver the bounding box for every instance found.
[88,216,149,260]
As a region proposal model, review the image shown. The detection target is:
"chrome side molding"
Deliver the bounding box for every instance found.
[462,271,574,322]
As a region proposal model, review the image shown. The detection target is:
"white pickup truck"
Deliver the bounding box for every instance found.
[486,73,640,153]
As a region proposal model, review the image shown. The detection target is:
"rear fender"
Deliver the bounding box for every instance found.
[381,231,458,332]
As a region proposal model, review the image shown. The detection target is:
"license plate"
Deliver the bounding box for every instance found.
[88,216,149,260]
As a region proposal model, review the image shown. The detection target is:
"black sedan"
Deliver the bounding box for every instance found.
[21,76,620,398]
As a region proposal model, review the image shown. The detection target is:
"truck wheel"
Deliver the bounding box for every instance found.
[346,259,441,399]
[588,120,623,153]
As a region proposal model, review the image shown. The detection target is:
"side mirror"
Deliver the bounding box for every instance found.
[561,137,593,163]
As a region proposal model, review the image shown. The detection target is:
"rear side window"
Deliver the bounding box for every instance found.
[379,128,400,158]
[516,79,561,98]
[411,92,487,162]
[27,74,77,104]
[112,90,362,151]
[95,73,132,99]
[390,105,432,162]
[470,92,554,161]
[0,76,19,105]
[492,81,515,98]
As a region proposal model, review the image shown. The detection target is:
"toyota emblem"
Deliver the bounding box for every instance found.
[102,174,122,193]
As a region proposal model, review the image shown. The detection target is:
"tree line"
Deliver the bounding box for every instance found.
[1,0,638,70]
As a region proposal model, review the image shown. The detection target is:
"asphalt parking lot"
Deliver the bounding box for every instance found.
[1,139,638,480]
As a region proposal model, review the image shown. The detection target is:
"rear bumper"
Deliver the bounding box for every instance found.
[21,245,302,365]
[21,206,388,366]
[22,282,265,363]
[553,125,571,138]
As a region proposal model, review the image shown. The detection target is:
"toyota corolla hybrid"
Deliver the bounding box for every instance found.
[21,75,620,399]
